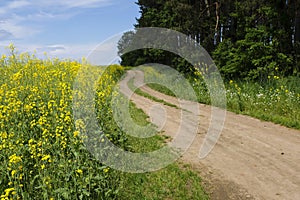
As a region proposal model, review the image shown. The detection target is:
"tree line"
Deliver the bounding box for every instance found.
[118,0,300,80]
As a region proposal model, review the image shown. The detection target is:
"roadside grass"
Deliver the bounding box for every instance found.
[119,100,209,200]
[143,67,300,130]
[127,77,178,109]
[225,77,300,129]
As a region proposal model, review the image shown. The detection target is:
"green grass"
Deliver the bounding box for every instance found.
[225,78,300,129]
[127,78,179,109]
[119,100,209,200]
[143,66,300,130]
[147,83,175,97]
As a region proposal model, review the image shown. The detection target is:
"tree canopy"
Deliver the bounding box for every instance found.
[118,0,300,80]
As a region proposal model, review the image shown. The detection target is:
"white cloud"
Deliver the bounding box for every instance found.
[0,0,115,41]
[0,0,31,15]
[0,0,121,60]
[8,0,31,9]
[0,29,14,40]
[0,41,121,64]
[46,0,112,9]
[1,0,112,13]
[22,43,102,60]
[25,11,75,21]
[25,0,113,10]
[0,17,40,40]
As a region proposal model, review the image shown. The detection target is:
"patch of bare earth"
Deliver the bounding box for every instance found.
[119,70,300,200]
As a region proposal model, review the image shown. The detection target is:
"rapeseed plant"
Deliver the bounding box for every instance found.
[0,46,126,199]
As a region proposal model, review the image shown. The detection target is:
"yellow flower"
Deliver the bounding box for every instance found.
[2,187,15,197]
[1,132,7,139]
[41,164,45,170]
[41,155,51,161]
[11,170,17,176]
[9,154,22,164]
[73,131,79,137]
[76,169,83,174]
[103,168,109,173]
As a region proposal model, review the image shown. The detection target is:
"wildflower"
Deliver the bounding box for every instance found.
[76,169,83,174]
[1,132,7,139]
[257,94,263,98]
[75,119,85,130]
[103,167,109,173]
[1,187,15,198]
[41,164,45,170]
[229,80,233,84]
[9,154,22,164]
[41,155,51,161]
[11,170,17,176]
[73,131,79,137]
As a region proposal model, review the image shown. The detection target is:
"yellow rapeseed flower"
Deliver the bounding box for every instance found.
[11,170,17,176]
[1,187,15,198]
[9,154,22,164]
[73,131,79,137]
[103,168,109,173]
[41,155,51,161]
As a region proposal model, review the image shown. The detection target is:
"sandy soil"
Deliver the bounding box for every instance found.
[119,70,300,200]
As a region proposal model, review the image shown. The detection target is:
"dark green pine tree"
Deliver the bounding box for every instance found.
[118,0,299,78]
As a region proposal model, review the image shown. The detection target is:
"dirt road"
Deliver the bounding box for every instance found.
[119,70,300,200]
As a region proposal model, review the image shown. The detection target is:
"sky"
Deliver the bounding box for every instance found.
[0,0,140,62]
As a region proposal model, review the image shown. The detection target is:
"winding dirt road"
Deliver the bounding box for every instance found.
[119,70,300,200]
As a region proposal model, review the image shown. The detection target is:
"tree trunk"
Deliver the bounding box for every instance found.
[295,5,300,43]
[294,0,300,74]
[205,0,210,16]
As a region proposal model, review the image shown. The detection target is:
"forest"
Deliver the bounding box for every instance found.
[119,0,300,81]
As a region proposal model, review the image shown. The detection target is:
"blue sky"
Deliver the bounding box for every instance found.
[0,0,140,61]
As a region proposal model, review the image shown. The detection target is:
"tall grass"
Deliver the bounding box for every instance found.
[143,66,300,129]
[225,77,300,129]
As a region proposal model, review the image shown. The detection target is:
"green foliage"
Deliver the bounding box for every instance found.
[121,0,300,80]
[213,28,293,80]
